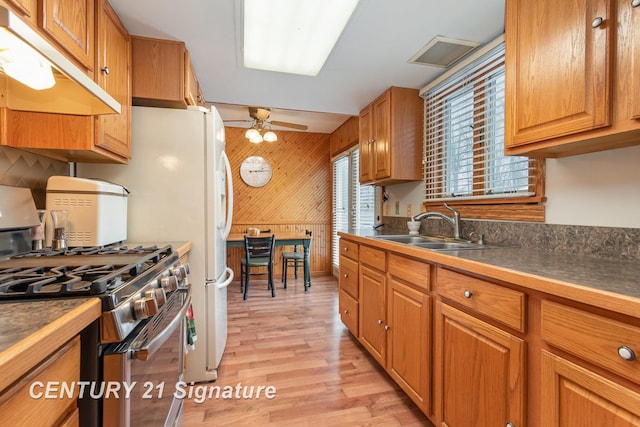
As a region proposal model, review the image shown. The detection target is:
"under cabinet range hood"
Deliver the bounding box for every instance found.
[0,6,120,115]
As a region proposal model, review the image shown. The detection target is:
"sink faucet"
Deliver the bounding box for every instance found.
[413,203,461,240]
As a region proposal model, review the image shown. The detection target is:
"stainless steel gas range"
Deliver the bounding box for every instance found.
[1,242,191,427]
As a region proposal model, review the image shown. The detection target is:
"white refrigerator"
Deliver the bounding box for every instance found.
[77,105,234,383]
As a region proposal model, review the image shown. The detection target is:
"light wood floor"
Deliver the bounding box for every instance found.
[183,274,433,426]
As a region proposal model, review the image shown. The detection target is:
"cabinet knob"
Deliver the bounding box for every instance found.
[618,345,636,361]
[343,309,349,315]
[464,289,473,298]
[343,273,349,278]
[632,0,640,8]
[384,325,390,331]
[344,247,349,251]
[591,16,604,28]
[377,319,383,325]
[506,423,516,427]
[101,66,110,75]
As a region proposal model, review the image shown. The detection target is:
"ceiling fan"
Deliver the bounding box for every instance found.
[224,107,309,131]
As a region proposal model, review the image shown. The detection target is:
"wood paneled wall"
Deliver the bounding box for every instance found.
[225,127,332,276]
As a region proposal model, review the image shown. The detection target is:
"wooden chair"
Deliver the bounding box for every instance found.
[281,230,312,290]
[240,234,276,300]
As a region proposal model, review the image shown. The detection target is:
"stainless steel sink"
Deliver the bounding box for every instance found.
[372,235,442,244]
[372,234,493,251]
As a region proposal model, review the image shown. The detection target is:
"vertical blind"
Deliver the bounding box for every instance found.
[332,148,375,269]
[422,40,536,202]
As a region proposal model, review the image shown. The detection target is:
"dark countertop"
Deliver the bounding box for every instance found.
[0,298,101,392]
[340,230,640,319]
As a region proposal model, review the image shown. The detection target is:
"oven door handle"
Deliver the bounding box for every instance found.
[132,286,192,361]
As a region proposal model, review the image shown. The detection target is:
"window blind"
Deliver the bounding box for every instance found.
[422,40,536,202]
[331,148,375,269]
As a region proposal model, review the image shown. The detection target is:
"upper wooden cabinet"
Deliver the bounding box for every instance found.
[131,36,205,109]
[505,0,640,157]
[94,0,131,159]
[0,0,131,163]
[359,87,422,185]
[39,0,95,73]
[330,116,359,157]
[2,0,37,25]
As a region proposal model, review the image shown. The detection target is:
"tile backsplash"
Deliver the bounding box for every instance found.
[383,216,640,262]
[0,146,69,208]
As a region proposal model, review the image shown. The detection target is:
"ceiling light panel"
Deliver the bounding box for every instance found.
[243,0,359,76]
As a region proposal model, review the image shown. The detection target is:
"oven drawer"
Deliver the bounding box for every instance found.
[0,337,80,426]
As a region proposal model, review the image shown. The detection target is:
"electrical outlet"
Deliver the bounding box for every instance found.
[395,201,400,215]
[407,204,412,217]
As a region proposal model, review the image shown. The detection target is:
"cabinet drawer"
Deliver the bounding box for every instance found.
[0,336,80,426]
[541,300,640,385]
[339,255,359,299]
[437,268,526,333]
[388,253,430,291]
[360,245,386,271]
[340,239,359,261]
[339,289,359,336]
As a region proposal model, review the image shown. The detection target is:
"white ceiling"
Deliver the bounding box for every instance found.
[108,0,505,134]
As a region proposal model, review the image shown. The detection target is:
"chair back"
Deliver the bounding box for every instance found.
[244,234,276,262]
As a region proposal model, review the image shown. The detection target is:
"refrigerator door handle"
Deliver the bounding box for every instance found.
[216,267,234,290]
[220,151,233,239]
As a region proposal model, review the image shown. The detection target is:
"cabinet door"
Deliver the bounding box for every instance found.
[359,264,386,365]
[184,50,199,106]
[359,105,373,183]
[40,0,95,71]
[627,0,640,120]
[95,0,131,159]
[5,0,37,25]
[436,302,525,427]
[505,0,612,147]
[372,90,391,180]
[541,350,640,426]
[387,278,430,413]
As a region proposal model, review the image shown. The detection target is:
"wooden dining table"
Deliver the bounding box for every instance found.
[226,233,312,290]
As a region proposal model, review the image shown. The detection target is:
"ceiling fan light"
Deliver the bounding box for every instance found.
[243,0,360,76]
[263,130,277,142]
[245,127,263,143]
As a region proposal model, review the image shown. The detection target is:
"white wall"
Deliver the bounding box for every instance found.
[383,145,640,229]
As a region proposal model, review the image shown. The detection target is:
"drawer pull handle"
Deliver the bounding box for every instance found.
[343,273,349,278]
[618,346,636,361]
[343,309,349,315]
[464,289,473,298]
[506,423,516,427]
[384,325,390,331]
[377,319,383,325]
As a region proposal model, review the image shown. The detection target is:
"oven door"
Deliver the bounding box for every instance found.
[103,286,191,427]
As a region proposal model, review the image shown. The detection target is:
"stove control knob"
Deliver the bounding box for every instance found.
[172,264,190,281]
[146,288,167,306]
[133,296,159,320]
[161,276,179,292]
[133,298,149,320]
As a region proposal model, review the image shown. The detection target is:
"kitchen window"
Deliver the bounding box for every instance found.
[332,147,375,272]
[421,36,544,221]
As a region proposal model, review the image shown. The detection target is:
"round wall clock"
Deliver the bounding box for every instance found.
[239,155,273,187]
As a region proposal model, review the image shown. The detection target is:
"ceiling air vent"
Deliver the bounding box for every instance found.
[408,36,481,68]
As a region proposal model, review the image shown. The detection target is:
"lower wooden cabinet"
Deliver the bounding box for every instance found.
[387,277,430,413]
[337,234,640,426]
[540,350,640,426]
[359,263,386,365]
[0,336,81,426]
[435,302,526,427]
